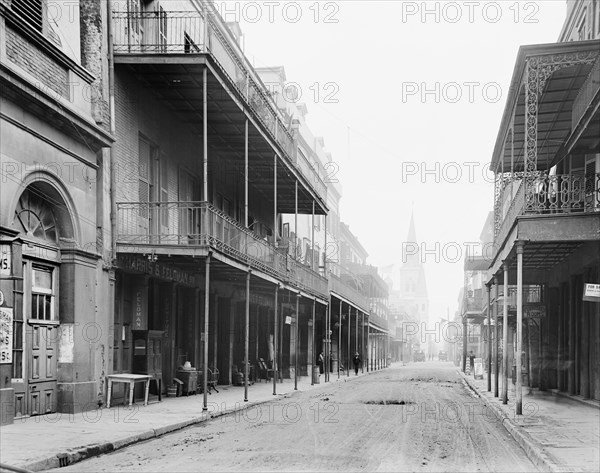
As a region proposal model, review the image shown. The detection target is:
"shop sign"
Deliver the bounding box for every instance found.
[117,255,197,287]
[285,316,292,325]
[583,283,600,303]
[524,304,546,318]
[135,290,144,330]
[0,307,13,364]
[0,245,11,276]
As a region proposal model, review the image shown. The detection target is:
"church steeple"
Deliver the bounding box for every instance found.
[402,210,420,268]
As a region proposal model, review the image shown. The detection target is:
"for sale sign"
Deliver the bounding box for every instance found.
[0,307,13,364]
[583,284,600,303]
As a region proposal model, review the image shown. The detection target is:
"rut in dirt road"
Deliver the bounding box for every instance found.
[54,363,539,472]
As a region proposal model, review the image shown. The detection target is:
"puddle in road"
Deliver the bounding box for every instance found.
[362,400,415,405]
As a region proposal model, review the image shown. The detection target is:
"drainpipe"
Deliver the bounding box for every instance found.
[107,0,117,261]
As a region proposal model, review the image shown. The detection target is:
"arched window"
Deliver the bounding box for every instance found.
[14,188,58,243]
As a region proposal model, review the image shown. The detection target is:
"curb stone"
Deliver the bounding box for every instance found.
[460,372,565,473]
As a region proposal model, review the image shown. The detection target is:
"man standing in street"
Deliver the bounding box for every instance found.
[353,352,361,376]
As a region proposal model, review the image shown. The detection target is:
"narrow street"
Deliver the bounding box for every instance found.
[55,363,538,473]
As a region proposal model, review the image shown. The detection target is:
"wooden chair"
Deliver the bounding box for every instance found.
[257,358,274,382]
[207,367,219,393]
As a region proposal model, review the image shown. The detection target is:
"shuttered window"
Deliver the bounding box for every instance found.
[12,0,43,32]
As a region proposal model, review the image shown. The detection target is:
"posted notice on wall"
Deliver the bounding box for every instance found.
[0,307,13,364]
[473,357,484,379]
[583,283,600,303]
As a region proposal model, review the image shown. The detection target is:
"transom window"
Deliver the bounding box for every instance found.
[15,188,57,243]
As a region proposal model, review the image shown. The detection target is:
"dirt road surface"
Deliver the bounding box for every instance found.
[55,363,538,472]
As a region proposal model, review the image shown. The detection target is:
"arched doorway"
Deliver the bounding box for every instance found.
[11,182,75,417]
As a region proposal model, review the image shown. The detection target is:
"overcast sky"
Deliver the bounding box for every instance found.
[221,0,567,320]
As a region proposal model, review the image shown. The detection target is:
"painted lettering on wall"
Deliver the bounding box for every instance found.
[117,256,197,287]
[0,307,13,363]
[0,245,11,276]
[135,291,143,329]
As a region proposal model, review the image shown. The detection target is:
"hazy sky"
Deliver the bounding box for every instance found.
[221,0,567,319]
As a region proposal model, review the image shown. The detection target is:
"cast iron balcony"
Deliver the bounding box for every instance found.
[494,172,600,248]
[111,8,327,203]
[116,201,328,298]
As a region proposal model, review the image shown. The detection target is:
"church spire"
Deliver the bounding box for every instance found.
[403,210,420,267]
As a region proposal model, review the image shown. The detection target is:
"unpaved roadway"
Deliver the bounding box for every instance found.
[55,363,538,472]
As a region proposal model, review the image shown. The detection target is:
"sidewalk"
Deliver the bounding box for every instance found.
[0,371,366,472]
[460,370,600,473]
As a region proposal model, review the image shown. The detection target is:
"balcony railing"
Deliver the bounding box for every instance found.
[572,58,600,131]
[116,201,328,297]
[494,173,599,246]
[463,288,485,314]
[328,272,370,313]
[111,9,327,202]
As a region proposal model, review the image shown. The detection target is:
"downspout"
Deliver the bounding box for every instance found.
[107,0,117,261]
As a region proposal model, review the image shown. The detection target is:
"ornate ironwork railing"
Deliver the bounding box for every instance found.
[328,272,370,313]
[494,173,600,246]
[116,201,328,297]
[111,8,327,202]
[572,57,600,131]
[494,177,525,246]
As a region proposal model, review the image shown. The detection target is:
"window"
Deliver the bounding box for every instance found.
[577,10,587,41]
[12,0,43,32]
[31,267,54,321]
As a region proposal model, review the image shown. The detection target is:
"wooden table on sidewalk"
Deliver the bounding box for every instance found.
[106,374,151,408]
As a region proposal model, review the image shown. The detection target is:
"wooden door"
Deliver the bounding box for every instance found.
[26,323,57,415]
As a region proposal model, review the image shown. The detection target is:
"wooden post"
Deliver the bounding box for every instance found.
[244,271,250,402]
[338,301,342,379]
[516,242,524,415]
[568,276,575,395]
[346,306,350,377]
[294,293,299,390]
[494,276,499,397]
[202,254,211,411]
[273,285,278,395]
[502,262,509,404]
[487,283,492,392]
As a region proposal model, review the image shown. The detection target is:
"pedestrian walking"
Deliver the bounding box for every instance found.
[352,352,361,375]
[318,352,324,375]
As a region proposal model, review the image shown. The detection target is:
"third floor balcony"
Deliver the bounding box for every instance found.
[111,4,327,206]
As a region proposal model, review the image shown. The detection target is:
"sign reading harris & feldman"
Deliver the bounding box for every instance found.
[116,255,198,287]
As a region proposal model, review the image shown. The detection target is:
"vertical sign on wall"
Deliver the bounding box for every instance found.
[0,245,11,276]
[0,307,13,363]
[135,290,143,329]
[133,278,148,330]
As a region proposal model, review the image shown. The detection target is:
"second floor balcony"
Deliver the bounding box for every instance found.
[494,172,600,250]
[116,201,328,299]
